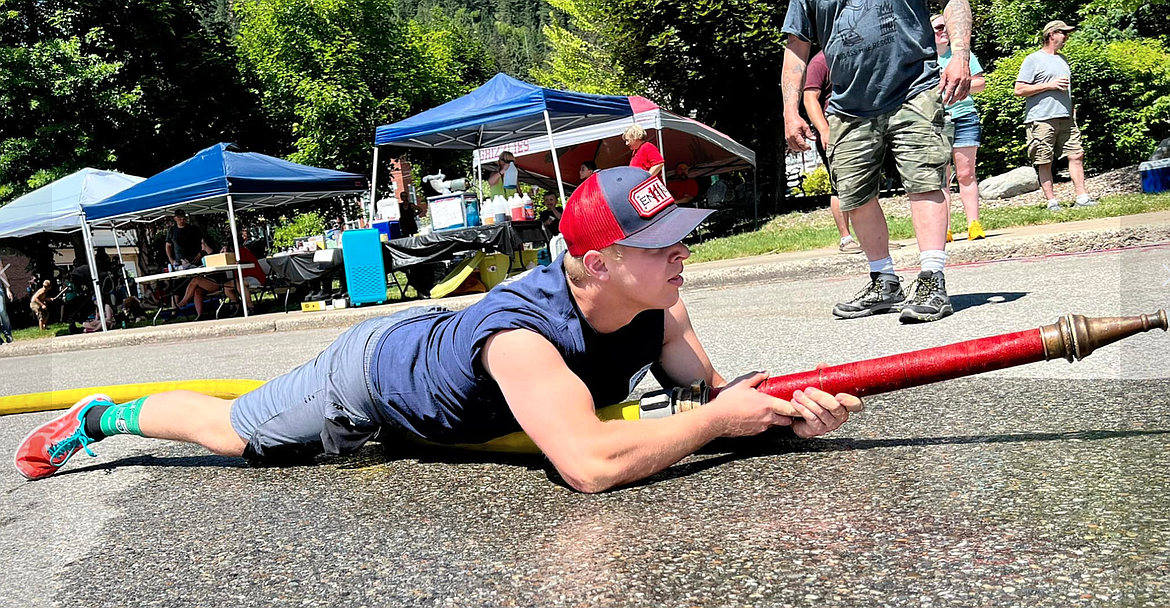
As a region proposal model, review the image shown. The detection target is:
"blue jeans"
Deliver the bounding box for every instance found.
[945,111,983,149]
[0,291,12,342]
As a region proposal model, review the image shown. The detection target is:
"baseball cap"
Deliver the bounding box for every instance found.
[172,208,188,218]
[559,167,715,256]
[1042,20,1075,36]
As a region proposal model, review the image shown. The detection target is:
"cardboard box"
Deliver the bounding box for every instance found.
[301,300,326,312]
[203,252,237,267]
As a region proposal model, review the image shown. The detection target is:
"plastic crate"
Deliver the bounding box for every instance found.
[342,229,387,306]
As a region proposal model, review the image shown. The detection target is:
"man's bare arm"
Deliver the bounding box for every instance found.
[484,329,729,492]
[1015,79,1059,97]
[803,90,831,144]
[939,0,972,105]
[782,36,815,151]
[656,298,725,388]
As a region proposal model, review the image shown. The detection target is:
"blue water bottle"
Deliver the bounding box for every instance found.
[465,198,481,227]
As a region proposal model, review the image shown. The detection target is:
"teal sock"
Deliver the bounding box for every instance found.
[98,396,149,437]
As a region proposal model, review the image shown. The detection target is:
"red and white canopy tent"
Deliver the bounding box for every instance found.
[473,96,756,192]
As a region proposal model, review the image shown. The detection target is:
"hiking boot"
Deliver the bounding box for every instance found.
[14,394,111,480]
[967,220,986,240]
[1074,194,1098,207]
[838,239,863,254]
[833,272,905,319]
[899,270,954,323]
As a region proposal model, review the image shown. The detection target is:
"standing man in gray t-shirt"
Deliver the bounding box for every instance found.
[781,0,972,324]
[1015,20,1097,210]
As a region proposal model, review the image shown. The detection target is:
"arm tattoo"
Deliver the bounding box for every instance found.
[782,59,807,111]
[943,0,972,59]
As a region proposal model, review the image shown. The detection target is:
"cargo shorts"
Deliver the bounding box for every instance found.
[1026,117,1084,165]
[827,88,949,211]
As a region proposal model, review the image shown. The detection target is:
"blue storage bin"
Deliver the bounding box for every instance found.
[342,229,387,306]
[1140,159,1170,194]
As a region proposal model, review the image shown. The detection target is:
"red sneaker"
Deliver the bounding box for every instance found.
[14,394,112,480]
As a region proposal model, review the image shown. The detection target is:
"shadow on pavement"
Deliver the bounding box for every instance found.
[30,428,1166,492]
[720,427,1170,455]
[950,291,1028,313]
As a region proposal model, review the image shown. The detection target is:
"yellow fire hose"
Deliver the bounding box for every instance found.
[0,379,642,455]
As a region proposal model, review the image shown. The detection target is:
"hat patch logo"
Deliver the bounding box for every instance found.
[628,177,674,218]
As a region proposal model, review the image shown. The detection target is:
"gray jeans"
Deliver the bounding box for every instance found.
[229,306,446,463]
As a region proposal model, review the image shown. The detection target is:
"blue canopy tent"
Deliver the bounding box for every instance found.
[86,143,368,318]
[371,73,633,216]
[0,169,145,332]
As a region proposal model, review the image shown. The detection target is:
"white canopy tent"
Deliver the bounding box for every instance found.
[0,169,145,331]
[473,95,756,188]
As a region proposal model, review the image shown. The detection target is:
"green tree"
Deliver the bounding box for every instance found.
[531,0,627,94]
[272,211,327,249]
[235,0,493,173]
[1,0,272,203]
[401,0,549,79]
[0,3,140,202]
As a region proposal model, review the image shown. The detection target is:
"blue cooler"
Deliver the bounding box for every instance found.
[372,220,402,241]
[342,229,387,306]
[1140,159,1170,194]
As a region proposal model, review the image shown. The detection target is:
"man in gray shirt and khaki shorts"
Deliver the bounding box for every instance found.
[1015,20,1097,211]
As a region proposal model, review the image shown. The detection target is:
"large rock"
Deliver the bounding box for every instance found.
[979,166,1040,200]
[1151,137,1170,161]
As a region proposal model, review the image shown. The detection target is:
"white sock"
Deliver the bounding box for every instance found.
[920,250,947,274]
[840,235,855,245]
[868,256,895,275]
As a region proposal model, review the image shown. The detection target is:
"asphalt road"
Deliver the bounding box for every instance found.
[2,245,1168,607]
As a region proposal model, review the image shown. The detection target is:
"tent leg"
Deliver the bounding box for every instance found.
[80,220,108,332]
[227,194,249,318]
[369,146,380,226]
[542,110,568,204]
[657,129,666,182]
[753,170,759,231]
[476,154,483,202]
[108,222,133,298]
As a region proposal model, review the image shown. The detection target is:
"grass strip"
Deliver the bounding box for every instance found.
[688,192,1170,264]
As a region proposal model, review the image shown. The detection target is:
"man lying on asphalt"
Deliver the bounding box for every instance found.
[16,167,862,493]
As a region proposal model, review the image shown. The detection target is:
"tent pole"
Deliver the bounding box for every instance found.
[369,146,380,226]
[542,111,567,204]
[107,221,133,298]
[753,170,759,231]
[476,151,483,202]
[79,219,109,332]
[227,194,249,318]
[657,129,666,183]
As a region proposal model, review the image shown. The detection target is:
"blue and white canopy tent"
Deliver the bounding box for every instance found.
[86,143,368,319]
[0,169,145,331]
[371,73,634,216]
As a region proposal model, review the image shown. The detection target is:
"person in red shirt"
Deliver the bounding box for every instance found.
[666,162,699,205]
[624,125,664,178]
[803,50,861,255]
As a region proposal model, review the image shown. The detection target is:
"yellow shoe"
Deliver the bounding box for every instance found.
[967,220,986,240]
[945,228,954,243]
